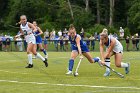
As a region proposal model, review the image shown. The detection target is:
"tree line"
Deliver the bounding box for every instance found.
[0,0,139,36]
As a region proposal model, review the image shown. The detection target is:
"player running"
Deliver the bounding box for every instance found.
[66,24,101,75]
[18,15,48,68]
[32,21,48,59]
[99,28,130,76]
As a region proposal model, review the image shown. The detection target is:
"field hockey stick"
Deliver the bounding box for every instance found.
[104,64,125,78]
[74,58,83,77]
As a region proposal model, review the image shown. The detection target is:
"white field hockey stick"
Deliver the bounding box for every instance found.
[74,58,83,77]
[104,64,125,78]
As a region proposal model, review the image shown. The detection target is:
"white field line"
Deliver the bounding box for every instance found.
[0,79,140,90]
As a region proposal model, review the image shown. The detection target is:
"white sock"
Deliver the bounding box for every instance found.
[36,53,45,61]
[28,54,33,64]
[121,62,128,68]
[105,58,110,72]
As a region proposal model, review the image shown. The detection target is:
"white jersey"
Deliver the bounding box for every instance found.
[20,22,36,44]
[105,36,123,53]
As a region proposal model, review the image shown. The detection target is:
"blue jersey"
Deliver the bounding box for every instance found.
[69,34,89,53]
[35,30,42,44]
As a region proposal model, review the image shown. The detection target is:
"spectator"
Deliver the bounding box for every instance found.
[2,36,6,51]
[125,36,130,51]
[16,36,23,52]
[113,33,118,39]
[44,29,49,50]
[63,35,69,51]
[63,28,68,37]
[80,28,85,39]
[54,35,59,51]
[89,35,95,51]
[135,33,139,51]
[0,37,2,51]
[109,33,113,37]
[119,27,124,38]
[94,32,98,40]
[85,36,90,49]
[52,29,56,39]
[14,31,21,51]
[5,35,11,51]
[50,29,55,44]
[59,36,65,51]
[58,30,62,37]
[131,36,136,51]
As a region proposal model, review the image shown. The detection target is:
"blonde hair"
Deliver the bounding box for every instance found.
[69,24,75,31]
[20,15,27,19]
[100,28,108,38]
[102,28,108,34]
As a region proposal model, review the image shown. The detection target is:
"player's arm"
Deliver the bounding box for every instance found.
[37,27,43,35]
[105,38,116,58]
[99,40,105,62]
[15,28,23,38]
[75,36,82,56]
[20,28,24,35]
[28,22,37,32]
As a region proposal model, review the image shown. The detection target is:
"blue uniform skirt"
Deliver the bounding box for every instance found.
[71,44,89,53]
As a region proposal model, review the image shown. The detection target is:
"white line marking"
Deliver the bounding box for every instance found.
[0,79,140,90]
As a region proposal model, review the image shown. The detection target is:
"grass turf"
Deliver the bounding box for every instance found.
[0,52,140,93]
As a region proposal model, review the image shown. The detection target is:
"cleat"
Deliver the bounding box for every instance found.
[66,71,73,75]
[103,71,110,77]
[25,64,33,68]
[43,58,48,67]
[125,63,130,74]
[94,57,103,66]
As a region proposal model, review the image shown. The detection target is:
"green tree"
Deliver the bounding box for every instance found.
[128,0,140,34]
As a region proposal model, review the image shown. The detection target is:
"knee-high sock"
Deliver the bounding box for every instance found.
[121,62,128,68]
[105,58,110,72]
[41,49,47,55]
[36,53,45,61]
[69,59,74,71]
[28,54,33,64]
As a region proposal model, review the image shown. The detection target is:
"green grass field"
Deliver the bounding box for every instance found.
[0,52,140,93]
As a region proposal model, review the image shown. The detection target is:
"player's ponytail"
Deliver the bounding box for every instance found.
[102,28,108,35]
[100,28,108,38]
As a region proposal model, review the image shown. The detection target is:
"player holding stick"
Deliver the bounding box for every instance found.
[66,24,101,75]
[18,15,48,68]
[99,28,130,76]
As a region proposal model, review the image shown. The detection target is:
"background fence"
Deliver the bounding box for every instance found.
[0,39,139,52]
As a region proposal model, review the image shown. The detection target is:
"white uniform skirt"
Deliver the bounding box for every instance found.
[113,43,123,54]
[25,34,36,44]
[106,40,123,54]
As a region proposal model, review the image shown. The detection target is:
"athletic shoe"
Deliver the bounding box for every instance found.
[103,71,110,77]
[25,64,33,68]
[43,58,48,67]
[125,63,130,74]
[66,71,73,75]
[94,57,102,66]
